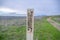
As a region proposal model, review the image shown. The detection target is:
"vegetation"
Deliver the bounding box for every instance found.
[0,16,60,40]
[0,16,26,40]
[0,25,26,40]
[51,16,60,24]
[34,18,60,40]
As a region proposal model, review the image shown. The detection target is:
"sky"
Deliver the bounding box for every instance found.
[0,0,60,16]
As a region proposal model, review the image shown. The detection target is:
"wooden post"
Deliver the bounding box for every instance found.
[26,9,34,40]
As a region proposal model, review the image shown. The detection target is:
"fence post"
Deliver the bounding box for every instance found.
[26,9,34,40]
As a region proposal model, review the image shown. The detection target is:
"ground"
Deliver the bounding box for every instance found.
[0,17,60,40]
[47,17,60,31]
[34,17,60,40]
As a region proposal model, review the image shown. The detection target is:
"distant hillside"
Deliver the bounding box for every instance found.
[0,16,26,20]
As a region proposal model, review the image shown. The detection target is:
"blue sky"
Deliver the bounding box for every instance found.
[0,0,60,16]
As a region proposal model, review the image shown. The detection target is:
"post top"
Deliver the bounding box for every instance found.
[27,9,34,11]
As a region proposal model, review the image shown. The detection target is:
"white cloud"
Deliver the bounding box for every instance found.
[0,7,18,12]
[0,7,26,14]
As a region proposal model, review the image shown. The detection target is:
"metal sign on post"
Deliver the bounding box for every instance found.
[26,9,34,40]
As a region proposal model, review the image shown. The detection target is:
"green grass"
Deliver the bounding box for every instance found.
[34,18,60,40]
[0,25,26,40]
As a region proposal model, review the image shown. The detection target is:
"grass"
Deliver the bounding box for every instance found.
[0,25,26,40]
[34,18,60,40]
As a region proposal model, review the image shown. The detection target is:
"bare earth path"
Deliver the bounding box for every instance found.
[47,18,60,31]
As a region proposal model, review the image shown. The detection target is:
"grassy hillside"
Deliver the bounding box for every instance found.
[0,16,26,26]
[34,18,60,40]
[0,16,26,40]
[0,16,60,40]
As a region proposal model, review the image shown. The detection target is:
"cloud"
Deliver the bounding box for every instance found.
[0,0,60,16]
[0,7,26,15]
[0,7,18,12]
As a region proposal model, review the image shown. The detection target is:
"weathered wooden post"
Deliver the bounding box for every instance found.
[26,9,34,40]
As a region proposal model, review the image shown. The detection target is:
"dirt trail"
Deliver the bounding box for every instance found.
[47,18,60,31]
